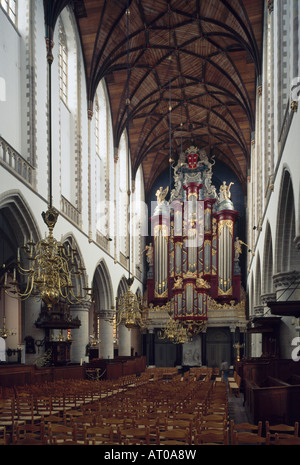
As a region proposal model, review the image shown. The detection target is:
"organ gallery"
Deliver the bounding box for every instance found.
[144,146,247,366]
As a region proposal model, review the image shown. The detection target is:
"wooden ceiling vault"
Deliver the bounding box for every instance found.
[44,0,263,198]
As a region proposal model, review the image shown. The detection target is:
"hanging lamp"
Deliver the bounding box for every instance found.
[116,5,144,329]
[2,9,92,310]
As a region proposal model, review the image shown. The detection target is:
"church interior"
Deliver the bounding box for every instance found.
[0,0,300,446]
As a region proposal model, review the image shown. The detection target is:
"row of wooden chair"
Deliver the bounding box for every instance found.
[228,371,242,396]
[8,417,300,445]
[3,367,299,445]
[2,373,224,445]
[230,420,300,445]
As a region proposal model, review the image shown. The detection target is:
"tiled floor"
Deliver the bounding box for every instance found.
[228,391,250,424]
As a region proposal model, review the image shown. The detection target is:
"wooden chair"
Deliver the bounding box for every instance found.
[229,374,241,397]
[117,426,152,445]
[273,433,300,445]
[198,420,228,434]
[15,395,41,424]
[265,421,299,439]
[158,427,191,445]
[41,412,67,429]
[159,418,193,430]
[64,407,84,421]
[131,417,158,431]
[52,438,89,445]
[13,437,48,445]
[232,431,270,445]
[69,413,97,428]
[0,426,8,445]
[195,428,229,445]
[83,425,114,445]
[47,423,78,444]
[171,412,198,422]
[231,420,262,437]
[50,396,65,413]
[12,423,46,444]
[200,413,227,422]
[228,371,237,383]
[0,398,20,432]
[100,416,129,434]
[34,396,53,417]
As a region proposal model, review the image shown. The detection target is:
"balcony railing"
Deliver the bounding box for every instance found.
[96,230,111,253]
[0,136,34,186]
[60,195,81,226]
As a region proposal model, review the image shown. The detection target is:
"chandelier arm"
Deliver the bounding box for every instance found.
[17,263,35,274]
[15,273,35,299]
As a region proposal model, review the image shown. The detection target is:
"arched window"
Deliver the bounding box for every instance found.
[94,81,108,236]
[132,166,146,278]
[56,8,81,220]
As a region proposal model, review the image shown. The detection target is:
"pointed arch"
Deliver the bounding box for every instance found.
[262,221,274,295]
[117,276,128,298]
[93,259,114,311]
[0,190,41,242]
[136,287,142,299]
[0,190,41,268]
[275,168,297,273]
[61,232,88,299]
[254,253,261,307]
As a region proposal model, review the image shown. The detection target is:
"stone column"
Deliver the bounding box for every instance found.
[131,327,142,356]
[228,326,234,366]
[147,329,155,367]
[71,302,91,364]
[99,309,115,359]
[118,323,131,356]
[201,330,206,366]
[23,297,44,365]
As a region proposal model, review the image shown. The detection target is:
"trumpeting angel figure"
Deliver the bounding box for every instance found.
[155,186,169,205]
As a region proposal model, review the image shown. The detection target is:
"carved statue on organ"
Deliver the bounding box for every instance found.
[147,146,242,328]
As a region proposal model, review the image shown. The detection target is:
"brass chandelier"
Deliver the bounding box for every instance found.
[158,298,207,344]
[3,208,92,309]
[159,315,192,344]
[0,317,16,340]
[116,278,145,329]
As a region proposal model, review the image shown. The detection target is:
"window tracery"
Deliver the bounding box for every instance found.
[59,23,68,105]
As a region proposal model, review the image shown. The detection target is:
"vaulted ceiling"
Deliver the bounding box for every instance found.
[44,0,263,197]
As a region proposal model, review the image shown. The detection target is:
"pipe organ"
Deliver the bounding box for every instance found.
[147,146,242,332]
